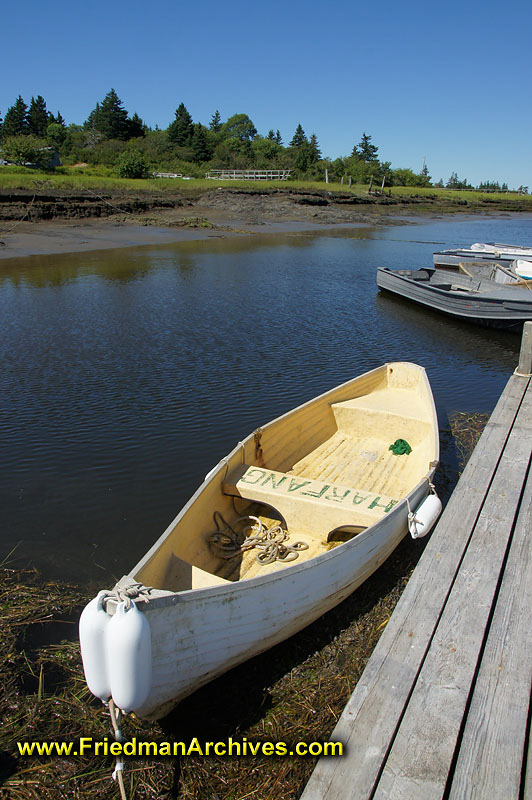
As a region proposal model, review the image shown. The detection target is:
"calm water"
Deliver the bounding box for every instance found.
[1,214,531,585]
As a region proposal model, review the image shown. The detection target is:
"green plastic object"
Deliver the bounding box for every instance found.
[389,438,412,456]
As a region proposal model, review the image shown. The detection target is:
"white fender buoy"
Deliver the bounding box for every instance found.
[106,600,152,714]
[409,493,442,539]
[79,591,111,701]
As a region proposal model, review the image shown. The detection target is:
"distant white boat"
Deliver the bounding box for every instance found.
[471,242,532,256]
[514,259,532,280]
[434,242,532,269]
[80,363,439,720]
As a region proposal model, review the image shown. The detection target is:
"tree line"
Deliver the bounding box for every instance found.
[0,90,523,191]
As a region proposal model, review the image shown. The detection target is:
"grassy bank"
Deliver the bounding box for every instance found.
[1,166,532,213]
[0,412,488,800]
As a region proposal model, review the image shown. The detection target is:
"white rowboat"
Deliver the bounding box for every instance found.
[80,362,440,720]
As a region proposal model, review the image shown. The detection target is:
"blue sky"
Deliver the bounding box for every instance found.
[3,0,531,188]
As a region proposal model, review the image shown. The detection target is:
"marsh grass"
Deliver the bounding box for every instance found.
[449,411,490,471]
[1,167,531,212]
[0,412,487,799]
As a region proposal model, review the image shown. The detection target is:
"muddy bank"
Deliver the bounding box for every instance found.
[0,185,438,225]
[0,188,406,260]
[1,186,529,260]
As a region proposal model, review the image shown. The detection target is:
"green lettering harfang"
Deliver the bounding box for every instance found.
[288,478,312,492]
[240,468,266,484]
[352,492,370,505]
[326,487,351,502]
[301,484,331,498]
[261,473,288,490]
[369,496,399,513]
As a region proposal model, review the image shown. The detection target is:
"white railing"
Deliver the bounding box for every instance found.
[205,169,292,181]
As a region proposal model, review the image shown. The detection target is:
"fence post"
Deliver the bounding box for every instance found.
[325,169,329,184]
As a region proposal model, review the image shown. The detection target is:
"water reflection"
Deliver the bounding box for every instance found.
[0,215,529,583]
[0,225,385,289]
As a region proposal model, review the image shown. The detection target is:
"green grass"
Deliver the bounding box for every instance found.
[0,169,372,200]
[1,165,531,211]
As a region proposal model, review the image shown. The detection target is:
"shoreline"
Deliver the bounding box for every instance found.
[0,216,409,261]
[2,188,528,261]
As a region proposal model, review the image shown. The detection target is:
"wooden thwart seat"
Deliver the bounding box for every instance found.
[223,464,399,537]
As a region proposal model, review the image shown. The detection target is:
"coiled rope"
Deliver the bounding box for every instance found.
[102,581,153,610]
[207,512,308,565]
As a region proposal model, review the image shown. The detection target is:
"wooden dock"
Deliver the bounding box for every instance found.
[302,322,532,800]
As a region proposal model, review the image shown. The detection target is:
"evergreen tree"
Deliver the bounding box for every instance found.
[86,89,130,140]
[168,103,194,145]
[446,172,472,189]
[192,124,210,163]
[267,129,283,145]
[209,109,222,133]
[85,102,100,130]
[27,95,48,137]
[126,112,145,139]
[308,133,321,163]
[2,96,28,137]
[290,124,307,147]
[356,132,379,162]
[446,171,467,189]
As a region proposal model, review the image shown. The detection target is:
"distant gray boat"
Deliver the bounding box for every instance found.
[433,242,532,269]
[376,267,532,331]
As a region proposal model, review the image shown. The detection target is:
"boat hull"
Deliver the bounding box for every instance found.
[134,480,427,719]
[377,267,532,331]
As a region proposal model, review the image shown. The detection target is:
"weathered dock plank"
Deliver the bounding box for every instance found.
[448,455,532,798]
[373,385,532,799]
[301,342,532,800]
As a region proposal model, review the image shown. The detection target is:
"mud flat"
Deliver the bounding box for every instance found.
[1,185,524,260]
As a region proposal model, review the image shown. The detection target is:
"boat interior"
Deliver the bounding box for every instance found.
[397,266,530,294]
[132,363,437,593]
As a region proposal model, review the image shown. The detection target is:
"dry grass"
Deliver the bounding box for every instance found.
[0,412,488,799]
[449,411,490,471]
